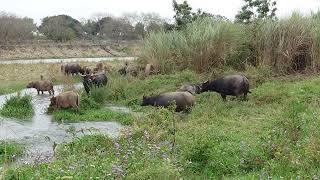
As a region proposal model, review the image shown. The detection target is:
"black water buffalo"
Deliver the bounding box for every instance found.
[92,73,108,87]
[141,91,195,112]
[82,74,93,94]
[200,74,251,101]
[63,64,81,76]
[81,73,108,94]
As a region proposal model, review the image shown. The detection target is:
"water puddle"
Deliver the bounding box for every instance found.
[0,84,123,165]
[0,57,137,64]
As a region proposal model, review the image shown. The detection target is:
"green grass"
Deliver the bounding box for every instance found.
[0,141,24,165]
[0,83,26,95]
[4,71,320,179]
[0,95,34,119]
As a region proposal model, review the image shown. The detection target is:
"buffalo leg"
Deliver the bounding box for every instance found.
[221,94,227,101]
[41,91,44,94]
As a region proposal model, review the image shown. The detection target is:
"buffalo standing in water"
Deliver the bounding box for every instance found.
[200,74,251,101]
[141,91,195,112]
[50,91,80,109]
[27,80,54,95]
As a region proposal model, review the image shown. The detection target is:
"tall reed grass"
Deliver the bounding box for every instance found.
[141,13,320,74]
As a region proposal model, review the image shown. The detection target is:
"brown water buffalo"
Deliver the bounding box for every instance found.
[200,74,251,101]
[50,91,79,109]
[96,62,104,72]
[141,91,195,112]
[177,84,202,95]
[144,64,156,77]
[80,66,92,75]
[27,80,54,95]
[64,63,81,76]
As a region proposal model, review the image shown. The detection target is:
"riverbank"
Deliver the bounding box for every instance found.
[0,40,141,60]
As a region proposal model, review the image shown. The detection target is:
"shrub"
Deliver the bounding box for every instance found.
[0,95,34,119]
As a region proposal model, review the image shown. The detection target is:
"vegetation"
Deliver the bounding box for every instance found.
[142,13,320,74]
[172,0,228,30]
[0,11,36,45]
[235,0,277,23]
[4,70,320,178]
[0,95,34,119]
[0,141,24,165]
[39,15,84,42]
[51,91,134,125]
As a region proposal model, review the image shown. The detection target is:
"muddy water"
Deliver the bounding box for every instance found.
[0,84,124,164]
[0,57,137,65]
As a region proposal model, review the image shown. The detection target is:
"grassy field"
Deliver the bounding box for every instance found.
[2,68,320,178]
[0,40,141,60]
[0,61,124,95]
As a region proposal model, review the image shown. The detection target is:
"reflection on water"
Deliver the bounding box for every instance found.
[0,84,123,164]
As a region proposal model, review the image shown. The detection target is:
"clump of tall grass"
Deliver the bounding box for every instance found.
[142,13,320,74]
[141,17,249,73]
[255,12,320,73]
[0,94,34,119]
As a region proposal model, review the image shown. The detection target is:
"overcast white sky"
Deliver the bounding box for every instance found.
[1,0,319,24]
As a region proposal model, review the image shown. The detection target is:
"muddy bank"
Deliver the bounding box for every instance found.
[0,84,124,165]
[0,56,137,65]
[0,41,141,60]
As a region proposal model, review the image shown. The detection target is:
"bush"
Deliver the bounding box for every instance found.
[0,95,34,119]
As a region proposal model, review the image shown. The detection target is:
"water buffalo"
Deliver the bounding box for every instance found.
[141,91,195,112]
[80,66,92,75]
[91,73,108,88]
[82,74,93,94]
[177,84,202,95]
[49,91,79,109]
[81,73,108,94]
[200,74,251,101]
[63,63,81,76]
[27,80,54,95]
[144,63,156,77]
[96,62,104,72]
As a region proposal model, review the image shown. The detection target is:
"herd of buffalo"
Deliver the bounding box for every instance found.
[26,62,251,112]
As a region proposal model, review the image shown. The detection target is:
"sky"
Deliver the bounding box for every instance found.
[1,0,319,24]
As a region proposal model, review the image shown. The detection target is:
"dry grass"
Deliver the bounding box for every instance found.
[0,61,124,95]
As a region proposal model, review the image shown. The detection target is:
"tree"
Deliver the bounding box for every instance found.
[235,0,277,24]
[172,0,228,30]
[39,15,84,42]
[0,11,36,44]
[134,22,146,39]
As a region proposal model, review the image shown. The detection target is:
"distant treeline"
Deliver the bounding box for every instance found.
[0,11,172,44]
[0,0,281,45]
